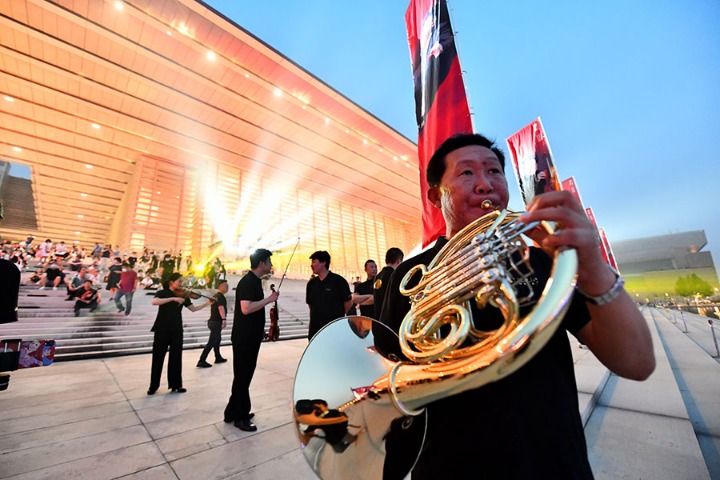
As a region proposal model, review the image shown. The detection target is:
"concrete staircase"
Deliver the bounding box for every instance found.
[1,277,310,361]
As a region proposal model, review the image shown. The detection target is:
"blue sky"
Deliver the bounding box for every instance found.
[207,0,720,269]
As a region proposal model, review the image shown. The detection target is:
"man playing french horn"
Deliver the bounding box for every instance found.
[378,133,655,479]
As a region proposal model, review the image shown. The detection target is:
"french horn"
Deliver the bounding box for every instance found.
[292,209,578,479]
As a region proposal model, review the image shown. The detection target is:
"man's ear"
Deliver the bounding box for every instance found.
[427,186,442,209]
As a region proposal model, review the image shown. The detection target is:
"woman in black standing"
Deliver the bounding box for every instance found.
[147,272,213,395]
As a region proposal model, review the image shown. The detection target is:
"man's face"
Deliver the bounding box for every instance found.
[218,282,229,293]
[365,261,377,278]
[260,259,273,276]
[428,145,509,238]
[310,258,326,275]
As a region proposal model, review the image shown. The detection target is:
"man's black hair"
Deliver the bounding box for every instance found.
[364,259,376,269]
[217,279,228,287]
[310,250,331,269]
[426,133,506,188]
[250,248,273,269]
[385,247,404,265]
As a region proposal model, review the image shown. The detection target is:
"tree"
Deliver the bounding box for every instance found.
[675,273,712,297]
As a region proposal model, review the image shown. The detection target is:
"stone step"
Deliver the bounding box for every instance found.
[3,275,313,361]
[584,306,714,479]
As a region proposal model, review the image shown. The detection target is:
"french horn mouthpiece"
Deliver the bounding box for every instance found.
[481,199,493,210]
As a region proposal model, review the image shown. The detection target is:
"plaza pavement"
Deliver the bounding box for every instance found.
[0,298,718,479]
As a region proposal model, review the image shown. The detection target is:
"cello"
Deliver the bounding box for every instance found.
[267,284,280,341]
[264,237,300,342]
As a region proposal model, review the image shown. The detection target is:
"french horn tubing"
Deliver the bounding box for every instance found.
[292,209,578,479]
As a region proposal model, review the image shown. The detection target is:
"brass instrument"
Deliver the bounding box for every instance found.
[292,209,578,479]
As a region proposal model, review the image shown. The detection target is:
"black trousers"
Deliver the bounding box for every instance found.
[149,328,183,390]
[224,330,263,421]
[199,321,223,362]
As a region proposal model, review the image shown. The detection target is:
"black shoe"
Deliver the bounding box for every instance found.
[214,357,227,364]
[117,308,124,313]
[225,412,254,422]
[74,309,79,317]
[147,388,157,395]
[234,419,257,432]
[196,361,212,368]
[171,387,187,393]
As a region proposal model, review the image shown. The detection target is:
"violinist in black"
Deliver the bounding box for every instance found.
[147,272,213,395]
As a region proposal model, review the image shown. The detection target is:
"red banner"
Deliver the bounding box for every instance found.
[561,176,585,207]
[406,0,472,246]
[598,228,619,272]
[585,207,617,271]
[506,117,562,208]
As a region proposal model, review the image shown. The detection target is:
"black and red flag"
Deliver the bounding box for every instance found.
[406,0,472,246]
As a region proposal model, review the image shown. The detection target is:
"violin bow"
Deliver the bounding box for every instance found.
[277,237,300,291]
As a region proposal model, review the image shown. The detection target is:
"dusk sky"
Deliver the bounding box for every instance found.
[206,0,720,269]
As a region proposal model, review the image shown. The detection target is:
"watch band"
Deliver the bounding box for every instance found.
[577,273,625,306]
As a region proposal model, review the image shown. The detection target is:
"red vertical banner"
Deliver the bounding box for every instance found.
[585,207,618,271]
[598,228,619,272]
[406,0,472,246]
[561,177,584,207]
[506,117,562,208]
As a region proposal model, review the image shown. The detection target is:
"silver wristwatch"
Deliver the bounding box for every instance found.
[577,273,625,306]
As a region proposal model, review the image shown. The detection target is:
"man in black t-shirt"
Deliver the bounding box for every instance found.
[224,249,278,432]
[305,250,352,340]
[351,259,377,318]
[372,247,404,320]
[197,280,229,367]
[378,133,655,479]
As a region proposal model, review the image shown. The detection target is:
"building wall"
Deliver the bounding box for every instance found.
[614,230,719,298]
[109,155,420,280]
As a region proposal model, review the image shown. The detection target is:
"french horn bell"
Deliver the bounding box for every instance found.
[292,209,578,479]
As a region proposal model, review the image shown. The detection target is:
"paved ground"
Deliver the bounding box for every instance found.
[1,298,718,479]
[0,339,317,480]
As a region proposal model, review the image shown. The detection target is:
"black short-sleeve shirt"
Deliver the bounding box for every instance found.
[373,266,395,320]
[306,271,351,339]
[354,277,375,318]
[208,292,227,323]
[151,288,192,332]
[379,238,594,479]
[232,272,265,343]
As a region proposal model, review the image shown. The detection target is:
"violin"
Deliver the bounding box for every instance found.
[172,287,215,302]
[267,284,280,341]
